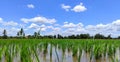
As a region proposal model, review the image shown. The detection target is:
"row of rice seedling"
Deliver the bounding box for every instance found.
[0,39,120,62]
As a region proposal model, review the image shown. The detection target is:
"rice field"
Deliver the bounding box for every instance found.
[0,39,120,62]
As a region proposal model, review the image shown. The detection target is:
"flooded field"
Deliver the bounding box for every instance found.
[0,39,120,62]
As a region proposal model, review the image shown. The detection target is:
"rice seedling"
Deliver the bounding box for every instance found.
[0,39,120,62]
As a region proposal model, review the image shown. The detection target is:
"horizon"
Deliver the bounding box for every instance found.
[0,0,120,37]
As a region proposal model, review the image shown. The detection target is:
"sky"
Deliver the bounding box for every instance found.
[0,0,120,37]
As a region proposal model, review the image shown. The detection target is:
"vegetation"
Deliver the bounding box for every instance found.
[0,28,120,62]
[0,28,120,39]
[2,29,7,39]
[0,39,120,62]
[0,31,119,39]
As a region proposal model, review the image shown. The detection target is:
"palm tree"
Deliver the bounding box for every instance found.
[3,29,7,36]
[3,29,7,39]
[17,32,20,37]
[20,28,24,36]
[34,32,38,38]
[19,28,25,38]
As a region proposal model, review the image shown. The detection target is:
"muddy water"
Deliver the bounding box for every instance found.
[36,44,120,62]
[1,44,120,62]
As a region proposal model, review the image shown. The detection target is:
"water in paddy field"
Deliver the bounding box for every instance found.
[1,44,120,62]
[36,45,120,62]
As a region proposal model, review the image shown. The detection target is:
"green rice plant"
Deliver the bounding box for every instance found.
[0,39,120,62]
[20,45,32,62]
[78,46,82,62]
[55,45,59,62]
[50,44,53,62]
[0,45,6,61]
[72,46,78,57]
[32,46,40,62]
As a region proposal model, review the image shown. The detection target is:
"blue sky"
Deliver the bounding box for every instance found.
[0,0,120,37]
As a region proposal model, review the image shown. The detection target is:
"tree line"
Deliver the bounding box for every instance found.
[1,28,120,39]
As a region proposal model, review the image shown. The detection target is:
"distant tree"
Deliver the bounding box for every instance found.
[63,36,68,39]
[38,31,40,36]
[3,29,7,39]
[118,36,120,39]
[57,34,63,39]
[34,32,38,38]
[23,33,25,38]
[48,35,54,39]
[27,35,34,39]
[94,33,105,39]
[80,34,90,39]
[19,28,24,38]
[76,34,80,39]
[53,35,56,39]
[17,32,20,37]
[20,28,24,36]
[68,35,76,39]
[37,31,41,39]
[107,34,112,39]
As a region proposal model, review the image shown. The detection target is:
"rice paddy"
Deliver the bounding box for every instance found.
[0,39,120,62]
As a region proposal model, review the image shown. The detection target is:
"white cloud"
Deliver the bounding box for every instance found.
[61,3,87,12]
[96,24,108,29]
[0,18,3,23]
[27,4,35,9]
[0,18,18,26]
[47,26,61,31]
[61,4,71,11]
[1,17,120,37]
[21,16,56,24]
[72,3,87,12]
[85,25,96,31]
[112,19,120,26]
[0,27,20,36]
[8,27,20,35]
[3,21,18,26]
[52,27,61,31]
[28,23,39,29]
[28,23,47,32]
[63,23,76,28]
[37,24,48,32]
[55,20,120,37]
[63,22,83,28]
[40,24,46,28]
[84,20,120,37]
[64,21,68,24]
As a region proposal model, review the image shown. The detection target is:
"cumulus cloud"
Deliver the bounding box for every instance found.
[63,23,76,28]
[21,16,56,24]
[84,20,120,37]
[52,19,120,37]
[28,23,39,29]
[8,27,20,35]
[72,3,87,12]
[61,4,71,11]
[63,22,83,28]
[0,27,20,36]
[3,21,18,26]
[28,23,48,32]
[0,18,18,26]
[1,16,120,37]
[27,4,35,9]
[47,26,61,31]
[61,3,87,12]
[112,20,120,26]
[0,18,3,23]
[86,24,108,31]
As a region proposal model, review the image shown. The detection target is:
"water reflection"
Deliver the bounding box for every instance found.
[41,44,120,62]
[1,44,120,62]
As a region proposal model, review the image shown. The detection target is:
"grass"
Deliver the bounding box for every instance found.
[0,39,120,62]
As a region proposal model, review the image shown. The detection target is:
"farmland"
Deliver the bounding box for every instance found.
[0,39,120,62]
